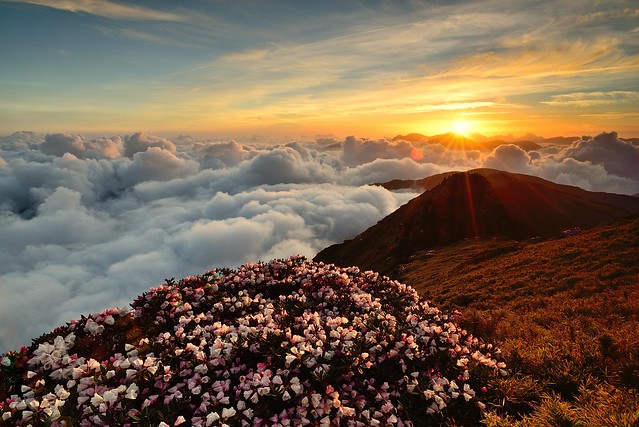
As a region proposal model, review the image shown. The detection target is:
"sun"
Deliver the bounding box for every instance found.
[452,120,472,135]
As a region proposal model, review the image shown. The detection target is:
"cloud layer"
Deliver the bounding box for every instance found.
[1,130,638,351]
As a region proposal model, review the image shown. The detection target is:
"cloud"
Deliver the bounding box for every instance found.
[0,129,638,352]
[0,131,42,152]
[483,144,532,173]
[123,132,176,158]
[220,49,269,63]
[8,0,185,21]
[541,91,639,107]
[191,140,255,169]
[34,134,124,160]
[342,136,414,166]
[561,131,639,179]
[40,134,86,157]
[119,147,199,185]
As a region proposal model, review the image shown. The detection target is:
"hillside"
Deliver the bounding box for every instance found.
[0,257,506,426]
[399,215,639,425]
[315,169,639,275]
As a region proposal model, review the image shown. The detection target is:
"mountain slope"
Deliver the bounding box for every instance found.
[315,169,639,275]
[403,215,639,423]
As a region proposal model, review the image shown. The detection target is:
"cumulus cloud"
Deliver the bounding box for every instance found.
[40,134,86,157]
[342,136,414,166]
[119,147,200,185]
[483,144,532,173]
[191,140,255,169]
[32,133,124,160]
[123,132,176,158]
[0,129,637,352]
[561,131,639,179]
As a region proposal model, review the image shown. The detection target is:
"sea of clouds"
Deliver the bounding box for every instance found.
[1,130,637,352]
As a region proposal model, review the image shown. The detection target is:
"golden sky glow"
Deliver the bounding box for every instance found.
[451,121,472,136]
[1,0,638,138]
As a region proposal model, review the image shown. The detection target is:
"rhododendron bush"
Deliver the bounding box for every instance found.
[0,256,506,426]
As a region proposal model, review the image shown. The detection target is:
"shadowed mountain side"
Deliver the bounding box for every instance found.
[315,169,639,275]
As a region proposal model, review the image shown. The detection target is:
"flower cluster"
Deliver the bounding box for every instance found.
[0,256,506,426]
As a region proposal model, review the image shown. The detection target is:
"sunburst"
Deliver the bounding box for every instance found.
[452,120,471,135]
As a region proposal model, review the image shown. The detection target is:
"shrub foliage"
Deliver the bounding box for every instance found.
[0,257,505,426]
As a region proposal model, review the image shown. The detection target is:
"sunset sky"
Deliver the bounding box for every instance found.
[1,0,638,138]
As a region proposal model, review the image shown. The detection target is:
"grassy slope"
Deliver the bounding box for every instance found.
[398,215,639,425]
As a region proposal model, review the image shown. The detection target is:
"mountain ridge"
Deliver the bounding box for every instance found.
[315,168,639,275]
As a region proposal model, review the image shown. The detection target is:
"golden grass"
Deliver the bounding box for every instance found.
[399,216,639,424]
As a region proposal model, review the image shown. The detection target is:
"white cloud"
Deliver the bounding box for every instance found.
[483,144,532,174]
[119,147,199,185]
[342,136,414,166]
[541,91,639,107]
[0,129,637,352]
[7,0,185,21]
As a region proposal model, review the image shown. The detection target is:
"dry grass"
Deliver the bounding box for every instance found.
[399,216,639,424]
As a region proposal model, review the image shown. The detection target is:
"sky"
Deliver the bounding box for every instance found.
[1,0,638,138]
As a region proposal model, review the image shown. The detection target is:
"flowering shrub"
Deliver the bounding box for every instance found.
[0,256,506,426]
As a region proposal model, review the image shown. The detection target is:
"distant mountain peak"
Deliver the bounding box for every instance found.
[392,133,541,151]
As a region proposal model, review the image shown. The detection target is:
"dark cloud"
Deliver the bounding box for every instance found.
[40,134,86,157]
[0,130,637,352]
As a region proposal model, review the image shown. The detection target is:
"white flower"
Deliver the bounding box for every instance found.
[221,407,236,418]
[125,383,139,400]
[84,318,104,336]
[285,354,296,366]
[290,379,303,394]
[1,356,11,367]
[91,394,104,406]
[206,412,220,425]
[102,389,119,405]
